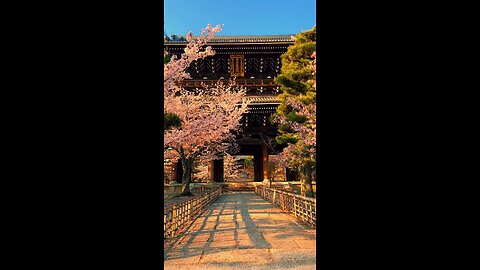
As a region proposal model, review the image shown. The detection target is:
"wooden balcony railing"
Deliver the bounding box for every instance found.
[255,185,316,227]
[164,186,222,239]
[178,78,279,88]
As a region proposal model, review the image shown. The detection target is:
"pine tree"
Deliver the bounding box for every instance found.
[164,112,181,130]
[274,26,316,145]
[273,26,316,197]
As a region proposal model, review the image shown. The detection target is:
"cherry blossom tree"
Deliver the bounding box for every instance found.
[192,158,209,182]
[223,154,243,182]
[164,25,250,196]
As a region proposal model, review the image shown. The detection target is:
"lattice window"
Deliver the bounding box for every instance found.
[230,54,244,77]
[248,114,264,127]
[214,58,229,75]
[263,57,278,76]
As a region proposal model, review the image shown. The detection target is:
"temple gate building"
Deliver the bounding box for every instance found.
[164,34,298,183]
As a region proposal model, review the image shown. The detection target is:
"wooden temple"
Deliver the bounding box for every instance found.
[164,34,297,183]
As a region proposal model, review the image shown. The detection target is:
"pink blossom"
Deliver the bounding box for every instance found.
[164,24,250,164]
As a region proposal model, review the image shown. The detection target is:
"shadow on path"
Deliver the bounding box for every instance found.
[165,191,316,268]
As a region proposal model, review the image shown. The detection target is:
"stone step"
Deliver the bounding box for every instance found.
[219,182,261,192]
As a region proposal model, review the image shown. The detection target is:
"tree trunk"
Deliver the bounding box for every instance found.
[207,160,215,185]
[180,157,193,196]
[268,161,275,188]
[300,166,314,198]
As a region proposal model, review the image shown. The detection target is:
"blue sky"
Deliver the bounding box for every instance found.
[164,0,316,36]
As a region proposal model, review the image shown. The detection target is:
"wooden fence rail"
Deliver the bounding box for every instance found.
[164,186,222,239]
[191,186,217,195]
[164,185,218,200]
[255,185,316,227]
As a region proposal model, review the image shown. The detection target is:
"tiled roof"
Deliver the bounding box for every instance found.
[165,35,294,44]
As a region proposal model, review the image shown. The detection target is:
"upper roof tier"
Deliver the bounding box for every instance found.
[164,34,295,44]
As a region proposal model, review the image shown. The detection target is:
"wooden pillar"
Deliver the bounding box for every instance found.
[171,159,183,184]
[262,144,268,181]
[208,160,215,183]
[286,168,291,182]
[214,159,224,182]
[208,159,224,182]
[254,152,263,182]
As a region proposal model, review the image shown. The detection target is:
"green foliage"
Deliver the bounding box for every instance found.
[285,112,307,123]
[164,112,182,130]
[274,26,316,145]
[269,114,276,125]
[164,54,171,65]
[275,134,298,145]
[298,91,316,104]
[243,156,253,168]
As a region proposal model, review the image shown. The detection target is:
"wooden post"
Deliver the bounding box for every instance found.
[262,144,268,182]
[171,206,176,238]
[304,201,307,221]
[293,197,297,217]
[309,202,313,224]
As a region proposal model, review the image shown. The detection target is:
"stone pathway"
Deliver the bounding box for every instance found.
[164,191,316,270]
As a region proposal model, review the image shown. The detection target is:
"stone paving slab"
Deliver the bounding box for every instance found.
[200,248,272,264]
[164,191,316,270]
[162,261,316,270]
[270,249,317,261]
